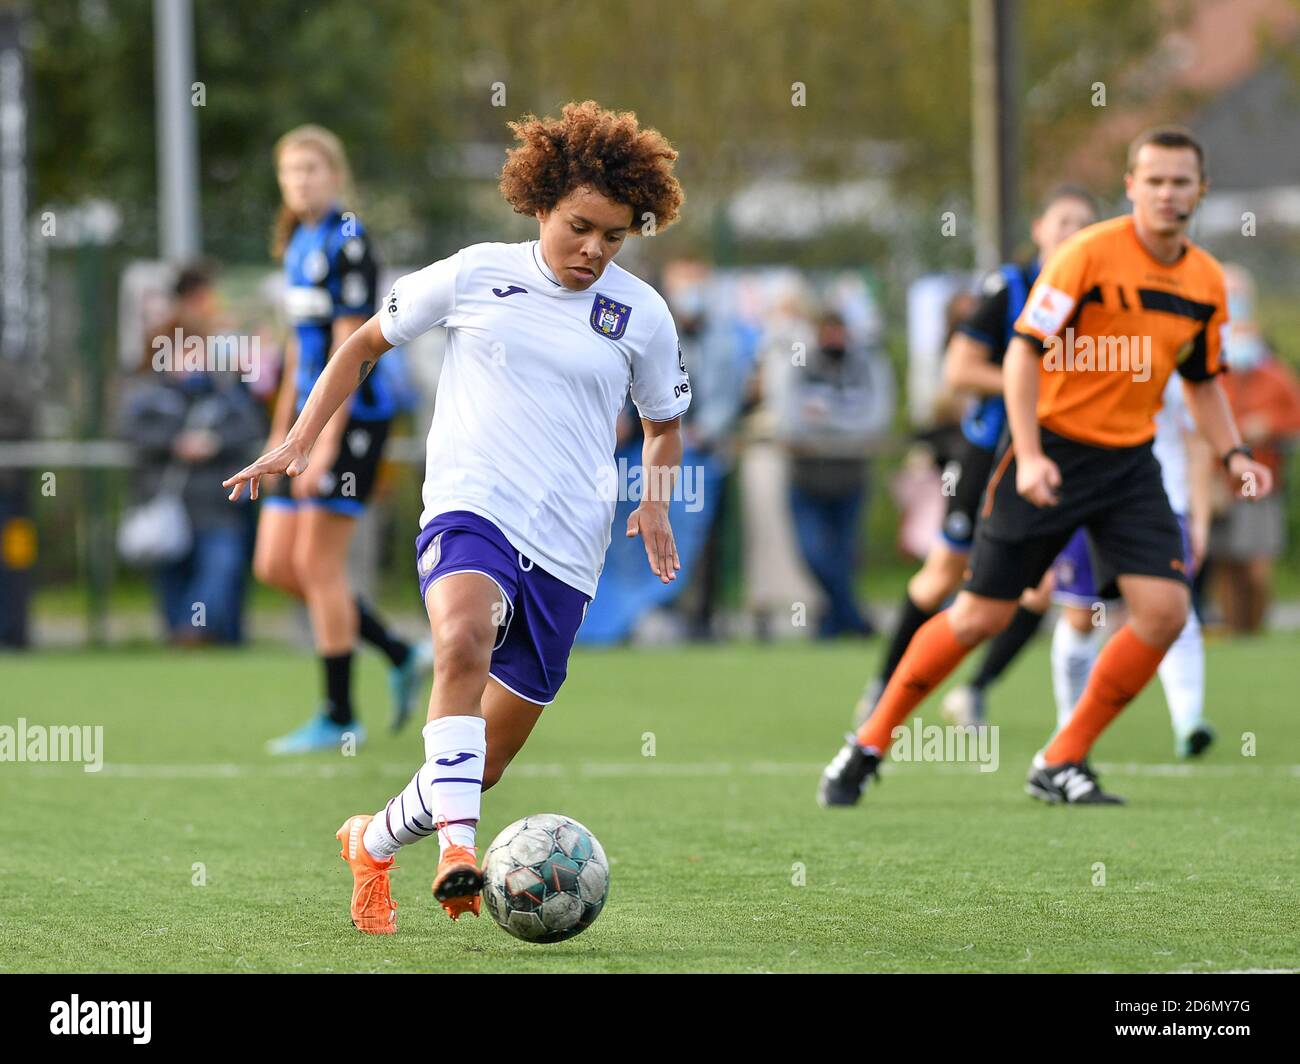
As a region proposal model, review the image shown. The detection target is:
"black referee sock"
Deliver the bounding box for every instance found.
[323,652,355,725]
[355,597,411,668]
[971,605,1046,691]
[879,592,936,687]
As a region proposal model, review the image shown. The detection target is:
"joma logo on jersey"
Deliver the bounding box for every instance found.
[590,294,631,340]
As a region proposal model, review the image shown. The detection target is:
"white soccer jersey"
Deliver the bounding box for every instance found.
[379,240,691,597]
[1153,372,1194,516]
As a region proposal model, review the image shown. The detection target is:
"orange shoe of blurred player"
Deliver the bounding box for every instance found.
[432,843,483,921]
[336,814,398,935]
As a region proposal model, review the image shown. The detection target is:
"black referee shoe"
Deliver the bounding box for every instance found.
[1025,754,1125,805]
[817,735,882,807]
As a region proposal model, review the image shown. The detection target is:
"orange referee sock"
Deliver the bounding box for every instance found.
[856,611,972,753]
[1043,624,1166,764]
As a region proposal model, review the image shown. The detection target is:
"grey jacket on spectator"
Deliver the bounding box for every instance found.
[768,337,896,496]
[117,374,266,530]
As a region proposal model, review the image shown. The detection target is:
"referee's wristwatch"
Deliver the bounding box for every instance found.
[1220,444,1254,471]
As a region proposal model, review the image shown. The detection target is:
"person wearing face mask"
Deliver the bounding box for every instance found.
[773,310,896,639]
[120,263,266,645]
[1207,265,1300,634]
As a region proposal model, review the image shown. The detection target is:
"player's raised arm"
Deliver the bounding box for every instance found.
[223,314,392,501]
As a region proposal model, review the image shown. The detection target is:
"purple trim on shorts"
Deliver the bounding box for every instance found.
[1051,528,1095,601]
[430,777,482,786]
[1176,513,1194,575]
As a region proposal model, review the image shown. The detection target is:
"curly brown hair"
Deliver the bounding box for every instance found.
[499,100,684,234]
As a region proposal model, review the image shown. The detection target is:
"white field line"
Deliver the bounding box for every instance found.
[9,760,1300,780]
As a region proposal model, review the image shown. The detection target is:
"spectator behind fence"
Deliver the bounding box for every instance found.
[769,309,895,638]
[1207,264,1300,634]
[118,263,266,645]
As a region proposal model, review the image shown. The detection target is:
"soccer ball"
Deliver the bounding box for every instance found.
[481,813,609,943]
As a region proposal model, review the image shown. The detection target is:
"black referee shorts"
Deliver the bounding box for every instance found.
[965,427,1187,601]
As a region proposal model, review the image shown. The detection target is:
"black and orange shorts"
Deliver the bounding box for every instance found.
[965,427,1187,601]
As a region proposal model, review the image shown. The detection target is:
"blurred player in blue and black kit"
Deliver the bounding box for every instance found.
[852,186,1097,727]
[254,125,431,754]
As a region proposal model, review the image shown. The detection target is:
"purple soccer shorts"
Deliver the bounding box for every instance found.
[415,510,590,705]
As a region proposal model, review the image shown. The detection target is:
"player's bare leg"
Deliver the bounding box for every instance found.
[422,572,502,918]
[294,508,358,656]
[345,572,499,925]
[255,495,426,732]
[260,508,364,753]
[909,543,970,613]
[480,681,545,792]
[261,504,373,753]
[251,500,303,597]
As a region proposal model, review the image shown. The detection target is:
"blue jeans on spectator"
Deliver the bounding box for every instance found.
[155,524,249,644]
[788,485,873,638]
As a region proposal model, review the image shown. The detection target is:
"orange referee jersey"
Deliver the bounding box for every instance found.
[1012,215,1227,448]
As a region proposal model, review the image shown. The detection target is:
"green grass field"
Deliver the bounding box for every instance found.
[1,634,1297,973]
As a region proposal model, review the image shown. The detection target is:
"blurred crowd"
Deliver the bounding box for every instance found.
[113,254,1300,647]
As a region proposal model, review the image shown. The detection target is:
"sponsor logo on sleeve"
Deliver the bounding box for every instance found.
[1023,283,1075,336]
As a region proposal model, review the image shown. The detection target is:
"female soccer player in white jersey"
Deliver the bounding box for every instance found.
[225,101,689,933]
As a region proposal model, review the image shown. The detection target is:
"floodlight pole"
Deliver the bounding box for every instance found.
[153,0,201,261]
[971,0,1018,271]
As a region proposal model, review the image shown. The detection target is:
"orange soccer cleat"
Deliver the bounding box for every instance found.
[432,843,483,921]
[336,814,398,935]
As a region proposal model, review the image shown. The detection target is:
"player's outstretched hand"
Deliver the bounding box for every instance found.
[627,504,680,584]
[1227,454,1274,501]
[1015,452,1062,508]
[223,438,311,502]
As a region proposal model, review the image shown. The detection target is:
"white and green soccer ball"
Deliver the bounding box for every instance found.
[481,813,609,943]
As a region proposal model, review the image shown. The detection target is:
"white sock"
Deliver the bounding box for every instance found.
[1158,608,1204,738]
[362,715,486,860]
[1050,616,1102,732]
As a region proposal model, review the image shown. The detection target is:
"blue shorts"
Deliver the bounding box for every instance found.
[262,415,390,517]
[415,511,590,706]
[1052,514,1192,607]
